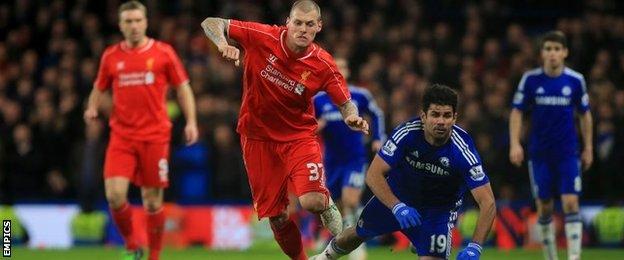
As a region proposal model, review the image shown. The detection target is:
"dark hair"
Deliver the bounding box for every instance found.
[422,84,458,113]
[540,30,567,49]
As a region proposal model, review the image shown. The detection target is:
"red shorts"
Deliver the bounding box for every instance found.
[104,133,170,187]
[241,135,329,218]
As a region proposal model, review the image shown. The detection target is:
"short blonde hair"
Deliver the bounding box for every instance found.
[290,0,321,20]
[118,1,147,18]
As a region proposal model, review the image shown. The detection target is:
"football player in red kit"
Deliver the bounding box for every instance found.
[201,1,369,259]
[84,1,198,259]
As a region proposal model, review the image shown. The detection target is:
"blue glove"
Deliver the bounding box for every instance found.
[391,203,421,229]
[457,242,482,260]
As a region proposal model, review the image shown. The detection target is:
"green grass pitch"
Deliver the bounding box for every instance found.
[11,245,624,259]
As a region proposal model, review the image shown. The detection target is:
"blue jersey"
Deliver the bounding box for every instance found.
[378,118,489,209]
[512,67,590,158]
[314,85,385,164]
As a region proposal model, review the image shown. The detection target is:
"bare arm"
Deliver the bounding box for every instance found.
[200,17,229,48]
[340,100,369,134]
[579,111,593,170]
[176,83,198,145]
[201,17,240,66]
[509,108,524,166]
[83,87,106,122]
[176,83,197,125]
[365,155,401,209]
[469,183,496,244]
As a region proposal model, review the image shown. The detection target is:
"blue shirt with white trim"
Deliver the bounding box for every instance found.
[512,67,590,158]
[314,85,386,164]
[378,118,490,209]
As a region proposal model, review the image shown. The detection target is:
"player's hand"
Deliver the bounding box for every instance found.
[371,140,382,152]
[316,119,327,132]
[581,148,593,171]
[217,43,240,66]
[457,242,482,260]
[509,144,524,167]
[392,202,421,229]
[83,107,98,123]
[184,123,199,145]
[344,115,369,135]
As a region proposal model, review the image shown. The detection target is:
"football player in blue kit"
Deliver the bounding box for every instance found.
[314,57,385,259]
[509,31,592,260]
[311,84,496,260]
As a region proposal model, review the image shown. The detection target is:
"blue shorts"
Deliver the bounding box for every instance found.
[528,155,581,200]
[356,197,458,259]
[325,160,366,200]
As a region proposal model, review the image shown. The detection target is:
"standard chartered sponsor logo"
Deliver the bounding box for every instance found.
[119,71,151,86]
[260,64,304,95]
[405,156,450,176]
[535,96,571,106]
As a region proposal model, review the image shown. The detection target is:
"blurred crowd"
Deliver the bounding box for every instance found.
[1,0,623,207]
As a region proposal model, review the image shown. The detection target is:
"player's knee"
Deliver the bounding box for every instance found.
[269,212,289,229]
[341,193,361,209]
[299,194,326,213]
[538,203,554,218]
[142,199,162,213]
[105,191,126,209]
[562,199,579,213]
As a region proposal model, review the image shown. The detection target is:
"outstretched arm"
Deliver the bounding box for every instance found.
[339,100,369,134]
[201,17,240,66]
[366,155,399,209]
[469,183,496,244]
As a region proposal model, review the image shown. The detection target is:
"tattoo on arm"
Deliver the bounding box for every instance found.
[339,101,358,119]
[201,18,229,47]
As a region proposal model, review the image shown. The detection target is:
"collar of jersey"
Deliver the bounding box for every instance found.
[280,30,316,60]
[120,38,154,53]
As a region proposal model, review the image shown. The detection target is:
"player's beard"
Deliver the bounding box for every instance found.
[429,126,450,145]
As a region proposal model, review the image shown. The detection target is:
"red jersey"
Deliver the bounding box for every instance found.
[228,20,350,142]
[94,39,189,142]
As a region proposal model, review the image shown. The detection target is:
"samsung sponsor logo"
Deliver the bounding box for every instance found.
[405,157,450,176]
[535,96,570,106]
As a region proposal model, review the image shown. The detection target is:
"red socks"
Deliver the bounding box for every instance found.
[271,219,307,260]
[146,208,165,260]
[110,202,138,251]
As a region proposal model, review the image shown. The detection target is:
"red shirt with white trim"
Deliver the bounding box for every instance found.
[94,38,189,142]
[228,20,350,142]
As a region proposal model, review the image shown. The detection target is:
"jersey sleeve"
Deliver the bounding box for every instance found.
[94,48,113,91]
[163,43,189,88]
[227,20,277,49]
[377,121,419,167]
[451,130,490,190]
[357,89,386,142]
[319,54,350,106]
[512,72,534,111]
[574,75,590,113]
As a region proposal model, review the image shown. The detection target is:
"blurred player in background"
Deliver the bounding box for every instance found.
[509,31,593,260]
[314,57,386,259]
[312,84,496,260]
[83,1,198,259]
[200,1,369,259]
